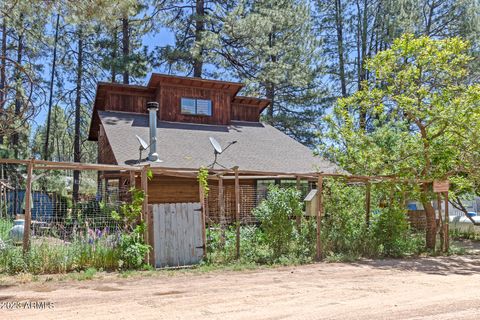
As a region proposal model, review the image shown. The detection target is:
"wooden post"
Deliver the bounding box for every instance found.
[23,159,34,253]
[316,174,323,261]
[234,167,241,259]
[437,193,444,252]
[218,176,225,247]
[296,176,302,230]
[365,182,371,227]
[199,181,207,258]
[147,205,155,266]
[444,191,449,252]
[129,170,136,189]
[141,165,150,263]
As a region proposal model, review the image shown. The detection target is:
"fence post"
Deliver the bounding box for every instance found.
[234,167,240,259]
[316,174,324,261]
[218,175,225,247]
[23,159,34,253]
[141,165,150,264]
[129,170,136,189]
[199,179,207,258]
[437,193,444,251]
[444,191,449,252]
[296,176,302,230]
[365,182,371,227]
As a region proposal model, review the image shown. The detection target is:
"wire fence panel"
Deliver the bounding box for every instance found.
[205,181,312,225]
[0,164,135,245]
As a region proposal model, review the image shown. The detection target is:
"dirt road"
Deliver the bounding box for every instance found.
[1,255,480,320]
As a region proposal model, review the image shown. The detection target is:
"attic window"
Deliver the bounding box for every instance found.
[181,98,212,116]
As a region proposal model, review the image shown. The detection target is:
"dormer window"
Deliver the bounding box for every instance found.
[181,98,212,116]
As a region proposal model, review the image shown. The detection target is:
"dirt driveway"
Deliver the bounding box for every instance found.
[1,255,480,320]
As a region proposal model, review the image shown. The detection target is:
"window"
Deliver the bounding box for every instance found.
[181,98,212,116]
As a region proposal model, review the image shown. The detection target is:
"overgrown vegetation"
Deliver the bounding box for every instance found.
[206,183,427,266]
[0,188,149,275]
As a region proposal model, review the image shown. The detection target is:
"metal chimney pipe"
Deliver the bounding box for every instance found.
[146,101,160,162]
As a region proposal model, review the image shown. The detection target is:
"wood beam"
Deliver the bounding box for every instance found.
[22,159,34,253]
[234,167,241,259]
[316,174,324,261]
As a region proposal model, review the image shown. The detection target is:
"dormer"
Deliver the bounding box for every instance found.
[88,73,270,141]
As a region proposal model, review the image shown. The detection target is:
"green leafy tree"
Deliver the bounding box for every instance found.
[322,34,480,249]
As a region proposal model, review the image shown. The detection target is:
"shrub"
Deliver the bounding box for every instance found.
[371,206,423,257]
[253,185,303,258]
[118,224,150,269]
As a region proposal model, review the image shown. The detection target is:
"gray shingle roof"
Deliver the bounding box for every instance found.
[99,111,343,174]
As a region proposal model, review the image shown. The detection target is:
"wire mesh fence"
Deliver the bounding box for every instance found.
[0,163,134,245]
[205,180,313,225]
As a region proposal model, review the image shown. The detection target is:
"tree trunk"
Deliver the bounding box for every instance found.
[43,14,60,161]
[422,182,436,250]
[356,0,368,130]
[111,26,117,83]
[334,0,347,97]
[193,0,205,78]
[12,18,23,158]
[73,28,83,202]
[122,18,129,84]
[0,17,6,144]
[266,82,275,124]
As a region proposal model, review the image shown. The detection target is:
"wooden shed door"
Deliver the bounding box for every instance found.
[152,202,204,268]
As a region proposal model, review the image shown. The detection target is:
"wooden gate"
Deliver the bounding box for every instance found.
[152,202,204,268]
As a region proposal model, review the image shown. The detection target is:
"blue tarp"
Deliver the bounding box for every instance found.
[6,190,54,221]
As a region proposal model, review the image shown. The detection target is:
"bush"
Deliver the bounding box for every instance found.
[118,224,150,269]
[371,206,424,257]
[253,185,303,258]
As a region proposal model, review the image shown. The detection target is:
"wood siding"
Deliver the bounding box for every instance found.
[231,102,261,122]
[98,125,117,164]
[156,84,232,125]
[146,176,200,204]
[105,90,155,114]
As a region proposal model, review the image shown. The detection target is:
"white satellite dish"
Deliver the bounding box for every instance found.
[209,137,223,154]
[136,135,149,150]
[208,137,237,168]
[135,135,149,163]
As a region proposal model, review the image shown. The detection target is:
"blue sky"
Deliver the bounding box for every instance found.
[34,26,176,128]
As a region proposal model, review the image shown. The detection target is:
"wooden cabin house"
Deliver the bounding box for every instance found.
[88,74,342,223]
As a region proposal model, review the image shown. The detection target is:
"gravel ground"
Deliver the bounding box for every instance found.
[1,255,480,320]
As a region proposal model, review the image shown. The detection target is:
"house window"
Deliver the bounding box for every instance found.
[181,98,212,116]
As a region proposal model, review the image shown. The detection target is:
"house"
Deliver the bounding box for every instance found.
[88,73,342,223]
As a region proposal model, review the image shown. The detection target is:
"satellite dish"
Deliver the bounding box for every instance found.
[136,135,148,150]
[209,137,223,154]
[135,135,149,163]
[208,137,237,168]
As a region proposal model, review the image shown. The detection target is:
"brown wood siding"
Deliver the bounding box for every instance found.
[142,176,256,221]
[98,125,117,164]
[157,84,232,125]
[105,91,155,114]
[231,102,261,122]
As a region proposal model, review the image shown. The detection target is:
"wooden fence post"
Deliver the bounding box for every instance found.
[234,167,240,259]
[444,191,449,252]
[316,174,324,261]
[437,193,444,251]
[141,165,150,264]
[23,159,34,253]
[218,176,225,247]
[199,181,207,258]
[365,182,371,227]
[296,176,302,230]
[130,170,136,189]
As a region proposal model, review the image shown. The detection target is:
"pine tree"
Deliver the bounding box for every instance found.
[217,0,325,146]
